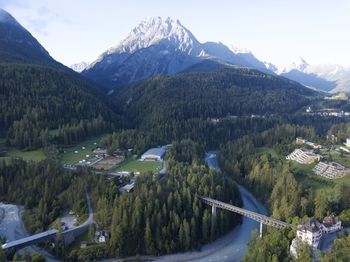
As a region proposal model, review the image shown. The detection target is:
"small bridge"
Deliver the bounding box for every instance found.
[199,196,293,237]
[1,229,58,250]
[2,193,94,251]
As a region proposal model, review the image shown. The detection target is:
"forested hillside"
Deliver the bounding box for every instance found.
[0,64,119,149]
[115,68,318,129]
[0,158,88,233]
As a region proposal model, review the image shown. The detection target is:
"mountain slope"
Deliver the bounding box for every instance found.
[0,64,119,149]
[0,9,119,149]
[83,17,271,89]
[115,67,317,129]
[0,8,63,69]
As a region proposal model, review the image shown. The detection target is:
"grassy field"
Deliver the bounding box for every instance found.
[111,156,162,173]
[290,161,333,193]
[328,154,350,168]
[257,147,280,159]
[6,148,46,162]
[59,136,103,164]
[49,129,59,137]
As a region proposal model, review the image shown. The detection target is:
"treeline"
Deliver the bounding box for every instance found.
[99,115,339,157]
[54,116,111,146]
[82,142,242,258]
[0,64,119,149]
[219,124,316,181]
[115,68,316,129]
[108,163,241,256]
[6,114,111,149]
[0,158,88,233]
[327,122,350,142]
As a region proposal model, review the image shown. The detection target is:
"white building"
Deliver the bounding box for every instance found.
[313,161,350,179]
[141,147,166,161]
[345,138,350,148]
[322,216,342,234]
[95,231,109,243]
[296,218,323,248]
[295,217,342,250]
[119,182,135,193]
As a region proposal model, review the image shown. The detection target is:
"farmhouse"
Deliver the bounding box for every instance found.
[312,161,350,179]
[141,147,166,161]
[286,149,321,164]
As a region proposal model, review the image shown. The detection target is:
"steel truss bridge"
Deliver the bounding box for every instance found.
[199,196,293,236]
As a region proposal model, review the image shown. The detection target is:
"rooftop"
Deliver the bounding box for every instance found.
[298,218,323,233]
[142,147,166,157]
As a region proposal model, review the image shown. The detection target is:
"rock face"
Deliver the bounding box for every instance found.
[83,17,267,89]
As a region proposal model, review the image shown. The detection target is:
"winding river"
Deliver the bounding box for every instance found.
[154,152,267,262]
[1,152,267,262]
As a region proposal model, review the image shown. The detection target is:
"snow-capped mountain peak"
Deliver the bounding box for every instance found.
[108,16,202,56]
[84,17,277,87]
[263,61,278,73]
[229,44,251,54]
[70,62,88,73]
[279,56,309,73]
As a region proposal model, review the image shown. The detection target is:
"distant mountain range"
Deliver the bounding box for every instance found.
[81,16,350,93]
[271,57,350,93]
[82,17,269,89]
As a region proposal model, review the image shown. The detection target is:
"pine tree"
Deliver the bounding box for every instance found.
[315,191,329,220]
[144,219,154,255]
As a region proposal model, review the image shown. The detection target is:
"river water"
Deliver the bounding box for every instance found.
[0,203,59,261]
[154,152,267,262]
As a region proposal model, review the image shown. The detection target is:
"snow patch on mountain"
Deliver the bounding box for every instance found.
[229,44,251,54]
[278,57,309,74]
[107,16,203,56]
[70,62,88,73]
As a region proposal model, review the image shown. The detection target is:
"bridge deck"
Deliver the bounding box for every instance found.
[2,229,58,250]
[199,196,293,229]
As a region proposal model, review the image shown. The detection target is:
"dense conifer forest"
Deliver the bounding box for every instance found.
[0,64,119,149]
[115,68,317,128]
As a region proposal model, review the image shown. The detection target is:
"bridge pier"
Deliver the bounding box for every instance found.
[259,222,264,238]
[211,205,217,217]
[211,205,217,238]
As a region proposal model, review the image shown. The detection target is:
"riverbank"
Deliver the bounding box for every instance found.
[150,152,267,261]
[0,203,60,262]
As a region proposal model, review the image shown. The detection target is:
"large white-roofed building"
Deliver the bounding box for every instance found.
[141,147,166,161]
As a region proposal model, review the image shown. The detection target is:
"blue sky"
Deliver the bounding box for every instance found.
[1,0,349,67]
